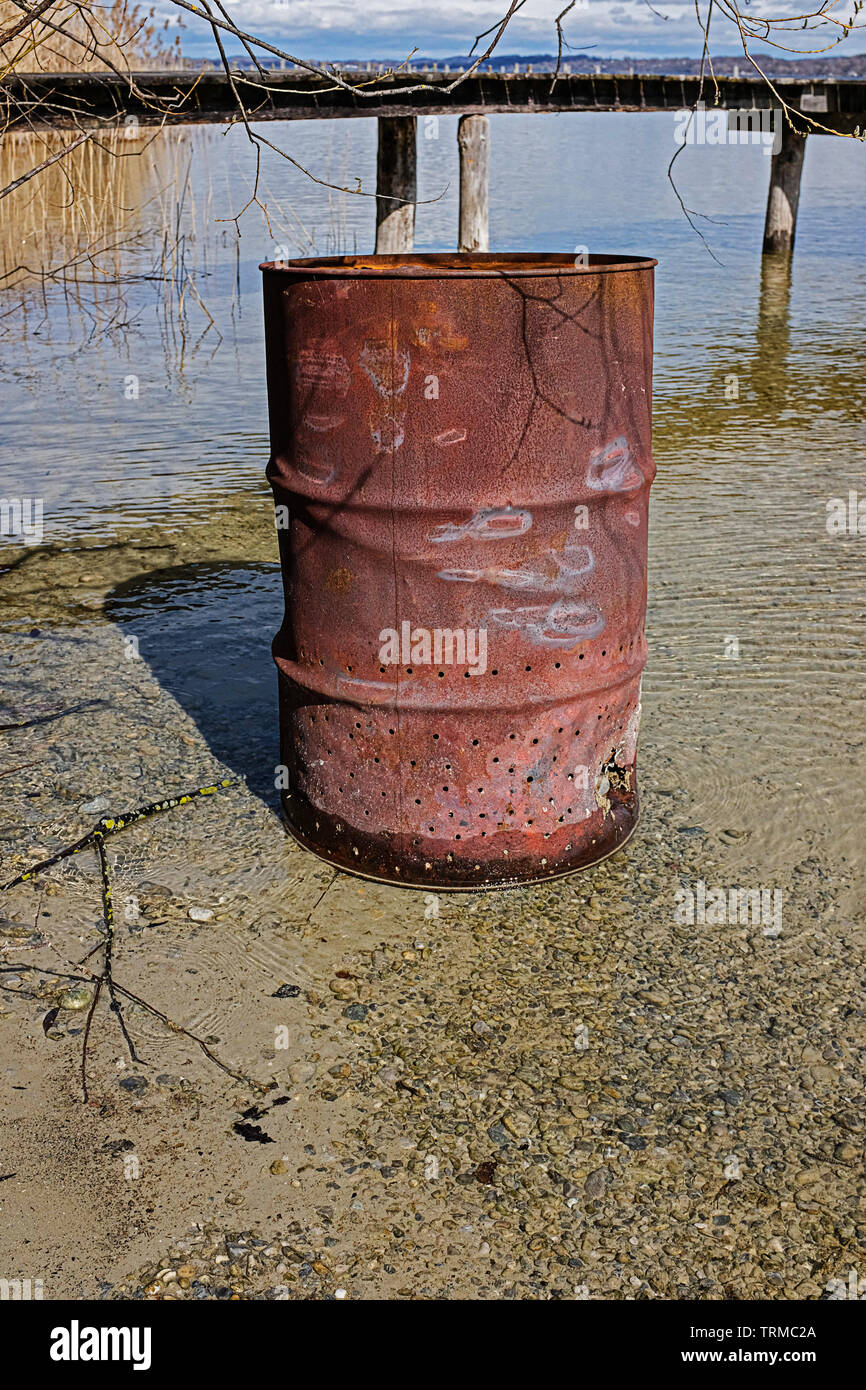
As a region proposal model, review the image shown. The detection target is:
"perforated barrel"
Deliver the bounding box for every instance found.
[261,253,656,888]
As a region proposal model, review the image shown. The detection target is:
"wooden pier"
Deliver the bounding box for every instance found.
[3,69,864,256]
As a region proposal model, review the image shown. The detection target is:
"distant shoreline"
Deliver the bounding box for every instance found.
[187,50,866,80]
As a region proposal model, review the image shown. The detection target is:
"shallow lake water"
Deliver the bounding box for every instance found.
[3,111,863,879]
[0,111,864,1302]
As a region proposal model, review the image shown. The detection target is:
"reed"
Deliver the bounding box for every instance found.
[0,2,181,74]
[0,123,225,360]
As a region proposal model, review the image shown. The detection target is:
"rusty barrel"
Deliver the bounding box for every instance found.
[261,253,656,889]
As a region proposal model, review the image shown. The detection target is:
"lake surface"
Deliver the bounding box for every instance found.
[1,111,865,890]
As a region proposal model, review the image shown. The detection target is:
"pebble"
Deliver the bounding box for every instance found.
[188,907,214,922]
[119,1076,148,1095]
[584,1169,608,1199]
[342,1004,368,1022]
[56,984,92,1011]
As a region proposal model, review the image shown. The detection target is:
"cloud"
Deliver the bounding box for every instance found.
[173,0,861,60]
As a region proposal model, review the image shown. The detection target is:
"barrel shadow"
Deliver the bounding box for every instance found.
[104,562,283,803]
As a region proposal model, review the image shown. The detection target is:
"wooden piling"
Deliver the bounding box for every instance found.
[458,115,490,253]
[375,116,417,253]
[762,122,807,255]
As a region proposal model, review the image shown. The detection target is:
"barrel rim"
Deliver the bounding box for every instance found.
[259,251,657,278]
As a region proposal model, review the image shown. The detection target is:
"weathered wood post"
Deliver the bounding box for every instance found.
[762,121,807,255]
[375,116,417,253]
[458,114,490,253]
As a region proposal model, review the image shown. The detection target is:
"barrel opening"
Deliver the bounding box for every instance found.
[260,251,657,277]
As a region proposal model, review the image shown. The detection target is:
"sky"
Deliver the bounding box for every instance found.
[170,0,866,62]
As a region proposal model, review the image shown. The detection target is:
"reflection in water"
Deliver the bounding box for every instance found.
[756,255,793,358]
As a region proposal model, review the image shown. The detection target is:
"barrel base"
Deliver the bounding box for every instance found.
[278,785,639,891]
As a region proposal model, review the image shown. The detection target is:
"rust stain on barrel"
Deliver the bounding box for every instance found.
[261,252,657,889]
